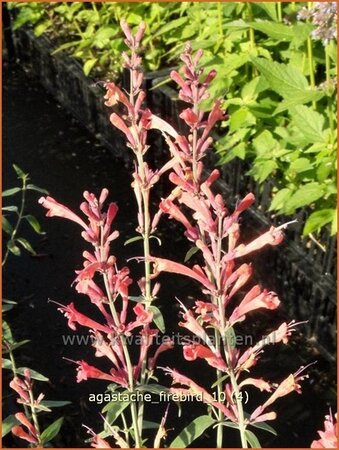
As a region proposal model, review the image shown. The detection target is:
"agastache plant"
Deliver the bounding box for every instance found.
[39,190,174,448]
[39,21,314,448]
[149,44,311,448]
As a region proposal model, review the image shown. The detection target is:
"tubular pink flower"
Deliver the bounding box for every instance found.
[238,378,272,392]
[159,198,198,241]
[311,412,337,448]
[15,413,38,439]
[76,360,128,386]
[229,287,280,324]
[11,426,38,445]
[183,344,227,371]
[152,257,214,291]
[39,196,88,229]
[163,367,236,421]
[110,113,136,147]
[57,302,112,333]
[9,377,30,403]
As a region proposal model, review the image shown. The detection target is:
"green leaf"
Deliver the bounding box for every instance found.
[3,321,13,343]
[250,420,278,436]
[83,58,98,76]
[2,206,19,213]
[13,164,27,179]
[170,415,215,448]
[2,217,14,235]
[245,429,262,448]
[269,188,292,212]
[26,184,49,194]
[251,57,312,99]
[2,187,21,197]
[248,160,277,183]
[150,235,162,246]
[142,420,161,430]
[303,209,335,235]
[254,3,277,21]
[7,240,21,256]
[229,107,256,132]
[289,158,313,174]
[40,400,72,408]
[2,415,19,437]
[149,305,166,333]
[285,183,324,213]
[250,21,296,41]
[184,246,199,263]
[155,17,188,36]
[331,209,337,235]
[40,417,63,445]
[124,235,143,246]
[12,366,49,382]
[290,105,325,143]
[273,91,324,114]
[3,340,30,354]
[16,238,36,255]
[24,215,45,234]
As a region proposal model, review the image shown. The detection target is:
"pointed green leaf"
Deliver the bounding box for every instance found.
[251,57,312,99]
[2,187,21,197]
[12,164,27,179]
[2,206,19,213]
[26,184,49,194]
[184,246,199,263]
[2,415,20,437]
[2,217,13,235]
[3,340,30,353]
[16,238,36,255]
[40,400,72,408]
[3,321,14,343]
[245,429,262,448]
[250,420,277,436]
[284,183,324,213]
[269,188,292,212]
[40,417,63,444]
[7,240,21,256]
[290,105,325,143]
[16,367,49,382]
[83,58,98,76]
[24,215,45,234]
[303,209,335,235]
[149,305,166,333]
[124,235,143,246]
[170,415,216,448]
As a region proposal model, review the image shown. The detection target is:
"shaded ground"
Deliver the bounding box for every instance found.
[2,61,336,448]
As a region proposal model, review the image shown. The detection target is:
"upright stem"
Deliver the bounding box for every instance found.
[277,2,283,22]
[100,226,142,448]
[307,2,316,110]
[28,389,42,447]
[2,177,27,267]
[325,44,335,143]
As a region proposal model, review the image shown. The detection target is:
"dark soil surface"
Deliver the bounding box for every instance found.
[2,61,336,448]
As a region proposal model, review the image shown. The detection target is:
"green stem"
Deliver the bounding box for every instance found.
[215,332,224,448]
[307,2,316,110]
[277,2,282,22]
[2,176,27,267]
[28,389,43,447]
[325,44,335,144]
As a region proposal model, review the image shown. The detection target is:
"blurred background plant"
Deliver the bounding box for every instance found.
[2,166,69,446]
[7,1,337,239]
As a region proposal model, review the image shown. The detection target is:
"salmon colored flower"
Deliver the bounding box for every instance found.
[12,425,38,445]
[152,257,214,292]
[183,344,227,371]
[56,302,112,334]
[311,412,337,448]
[163,367,236,421]
[76,360,128,387]
[229,286,280,325]
[39,196,88,229]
